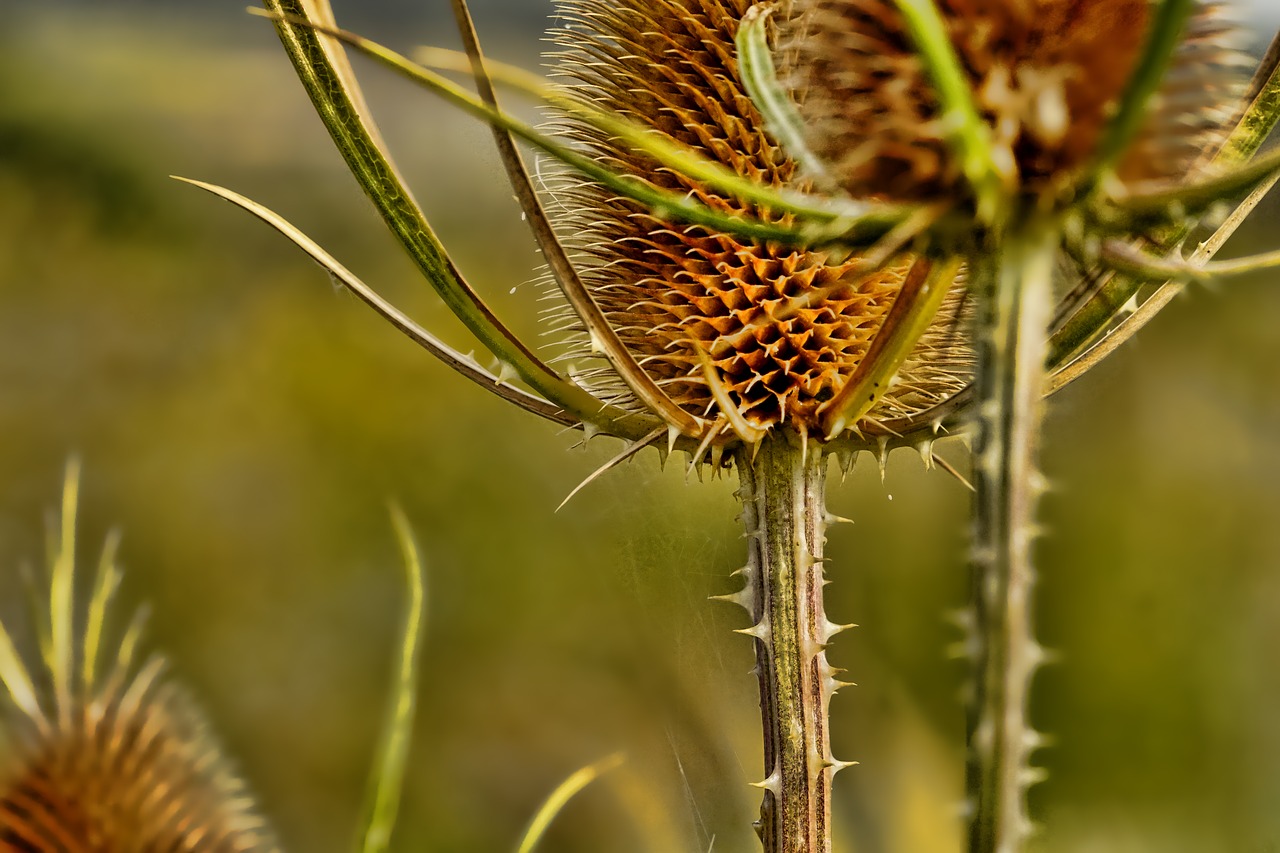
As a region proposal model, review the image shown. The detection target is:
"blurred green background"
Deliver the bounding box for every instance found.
[2,2,1279,851]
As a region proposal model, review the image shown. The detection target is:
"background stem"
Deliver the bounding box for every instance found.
[734,434,844,853]
[965,224,1058,852]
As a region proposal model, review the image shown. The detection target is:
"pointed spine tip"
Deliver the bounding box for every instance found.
[749,769,782,794]
[734,619,772,642]
[709,587,754,614]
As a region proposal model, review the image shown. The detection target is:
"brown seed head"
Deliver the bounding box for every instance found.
[782,0,1245,200]
[1,664,277,852]
[549,0,972,438]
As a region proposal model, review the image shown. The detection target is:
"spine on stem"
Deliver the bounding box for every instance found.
[964,223,1058,853]
[731,434,850,853]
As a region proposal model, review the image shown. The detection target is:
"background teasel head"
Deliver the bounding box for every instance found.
[0,466,278,852]
[781,0,1246,200]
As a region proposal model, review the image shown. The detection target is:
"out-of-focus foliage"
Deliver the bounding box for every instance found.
[1,5,1278,852]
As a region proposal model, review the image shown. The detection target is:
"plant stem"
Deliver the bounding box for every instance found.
[734,433,846,853]
[965,222,1058,853]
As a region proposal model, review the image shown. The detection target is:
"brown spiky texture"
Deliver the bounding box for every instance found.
[546,0,972,439]
[781,0,1246,200]
[0,593,278,853]
[0,665,278,853]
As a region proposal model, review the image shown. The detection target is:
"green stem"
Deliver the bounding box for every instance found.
[733,434,848,853]
[966,224,1058,853]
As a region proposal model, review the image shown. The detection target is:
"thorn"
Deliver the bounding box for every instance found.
[835,448,855,478]
[667,424,681,456]
[826,758,858,776]
[709,587,753,613]
[820,619,856,643]
[495,361,518,385]
[749,770,782,795]
[1028,643,1063,667]
[876,436,890,482]
[916,437,936,469]
[709,443,725,469]
[1020,765,1050,787]
[734,619,771,642]
[823,511,854,526]
[1023,730,1057,750]
[944,607,975,631]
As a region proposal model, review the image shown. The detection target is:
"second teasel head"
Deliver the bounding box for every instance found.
[779,0,1246,203]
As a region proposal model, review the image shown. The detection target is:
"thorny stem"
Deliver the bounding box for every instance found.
[733,434,848,853]
[966,222,1058,853]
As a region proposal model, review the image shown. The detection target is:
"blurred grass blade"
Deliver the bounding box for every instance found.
[82,528,123,691]
[260,1,654,442]
[0,608,40,721]
[174,176,574,427]
[515,753,625,853]
[358,505,428,853]
[736,3,832,187]
[48,458,80,725]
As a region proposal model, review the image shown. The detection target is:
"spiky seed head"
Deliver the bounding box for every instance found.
[1,670,277,852]
[0,518,277,852]
[781,0,1246,200]
[549,0,972,439]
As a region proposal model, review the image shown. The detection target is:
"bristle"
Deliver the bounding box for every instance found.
[548,0,973,439]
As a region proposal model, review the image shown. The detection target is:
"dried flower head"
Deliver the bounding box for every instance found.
[0,470,276,853]
[549,0,972,438]
[782,0,1245,200]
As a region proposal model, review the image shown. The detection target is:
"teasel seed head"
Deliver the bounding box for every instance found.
[0,468,277,852]
[547,0,973,440]
[781,0,1246,202]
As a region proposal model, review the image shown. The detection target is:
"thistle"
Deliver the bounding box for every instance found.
[183,1,1280,851]
[0,465,431,853]
[0,463,278,852]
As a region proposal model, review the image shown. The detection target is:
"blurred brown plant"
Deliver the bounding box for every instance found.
[0,463,278,853]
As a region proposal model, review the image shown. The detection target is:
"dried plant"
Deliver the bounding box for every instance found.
[0,463,278,852]
[0,466,429,853]
[170,1,1280,851]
